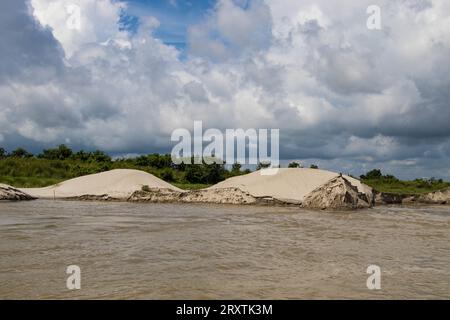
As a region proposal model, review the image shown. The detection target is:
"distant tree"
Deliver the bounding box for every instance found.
[39,144,73,160]
[0,147,6,159]
[310,164,319,169]
[184,161,226,184]
[205,163,226,184]
[71,150,90,161]
[384,174,398,181]
[135,155,150,167]
[185,164,206,183]
[10,147,32,158]
[160,168,175,182]
[256,161,271,170]
[231,163,242,173]
[90,150,111,162]
[360,169,383,180]
[288,161,300,168]
[56,144,72,159]
[173,161,186,171]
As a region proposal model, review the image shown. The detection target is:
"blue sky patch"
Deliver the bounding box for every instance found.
[122,0,217,51]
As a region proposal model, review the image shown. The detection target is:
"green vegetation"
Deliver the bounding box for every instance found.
[1,145,449,195]
[360,169,450,195]
[256,161,271,170]
[288,161,301,168]
[0,145,247,189]
[172,183,211,190]
[288,162,319,169]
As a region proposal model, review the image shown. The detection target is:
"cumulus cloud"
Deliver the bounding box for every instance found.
[187,0,273,60]
[1,0,450,179]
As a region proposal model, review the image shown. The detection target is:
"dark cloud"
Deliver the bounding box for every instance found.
[1,0,450,179]
[0,0,64,83]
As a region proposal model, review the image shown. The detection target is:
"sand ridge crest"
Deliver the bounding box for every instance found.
[20,169,182,199]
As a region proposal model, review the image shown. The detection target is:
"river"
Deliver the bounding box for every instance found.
[0,200,449,299]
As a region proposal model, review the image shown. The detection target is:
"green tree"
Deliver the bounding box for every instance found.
[256,161,271,170]
[89,150,111,162]
[10,148,32,158]
[160,168,175,182]
[185,164,206,183]
[360,169,383,180]
[231,163,242,173]
[135,155,150,166]
[205,163,226,184]
[310,164,319,169]
[0,147,6,159]
[39,144,73,160]
[288,161,301,168]
[71,150,90,161]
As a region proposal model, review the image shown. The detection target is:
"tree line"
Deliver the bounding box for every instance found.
[1,145,326,187]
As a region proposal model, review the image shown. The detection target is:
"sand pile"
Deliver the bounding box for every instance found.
[17,168,375,209]
[21,169,181,200]
[129,187,258,205]
[130,168,374,209]
[0,184,35,201]
[209,168,373,205]
[302,175,374,209]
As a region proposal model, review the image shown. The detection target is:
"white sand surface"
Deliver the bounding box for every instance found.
[209,168,372,202]
[21,169,182,199]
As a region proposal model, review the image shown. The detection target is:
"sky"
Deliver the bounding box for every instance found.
[124,0,217,51]
[1,0,450,179]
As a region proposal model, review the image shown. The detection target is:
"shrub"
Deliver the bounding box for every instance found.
[231,163,242,173]
[360,169,383,180]
[288,161,300,168]
[160,168,175,182]
[39,144,73,160]
[10,148,33,158]
[257,161,271,170]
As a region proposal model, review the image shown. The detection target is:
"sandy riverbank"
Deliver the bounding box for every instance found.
[129,168,375,209]
[20,169,182,200]
[10,168,374,209]
[3,168,449,209]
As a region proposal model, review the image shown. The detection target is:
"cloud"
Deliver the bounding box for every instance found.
[1,0,450,179]
[187,0,272,61]
[31,0,126,57]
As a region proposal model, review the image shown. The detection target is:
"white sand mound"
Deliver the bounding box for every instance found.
[209,168,372,203]
[21,169,181,199]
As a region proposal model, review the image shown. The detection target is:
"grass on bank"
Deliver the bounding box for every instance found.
[362,179,450,195]
[172,183,212,190]
[1,147,450,194]
[360,169,450,195]
[0,176,64,188]
[0,156,236,190]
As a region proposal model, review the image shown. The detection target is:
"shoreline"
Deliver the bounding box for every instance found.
[2,169,450,209]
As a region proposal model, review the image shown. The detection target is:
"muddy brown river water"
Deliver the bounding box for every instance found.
[0,200,449,299]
